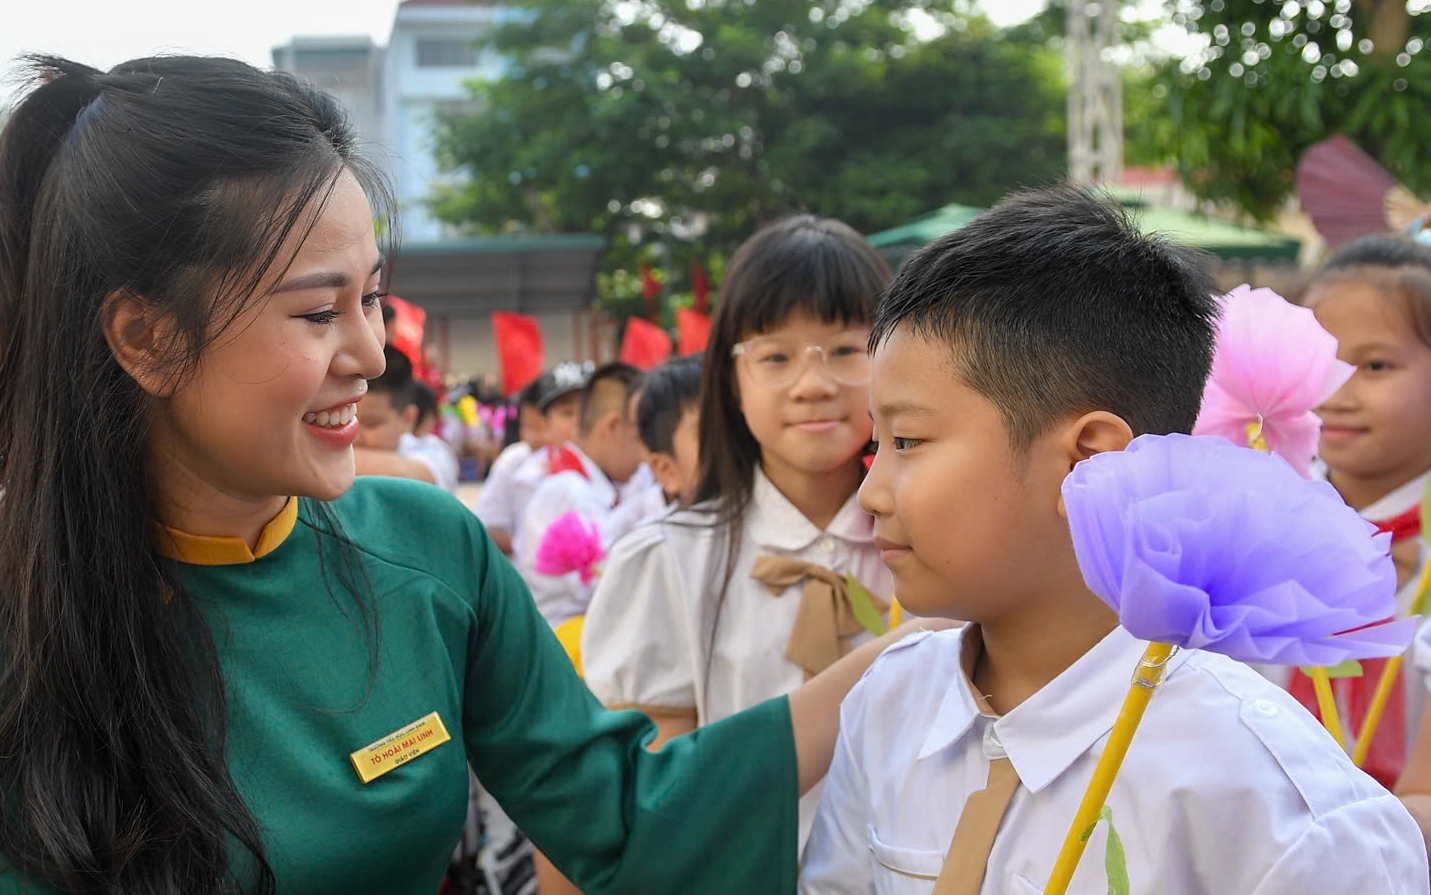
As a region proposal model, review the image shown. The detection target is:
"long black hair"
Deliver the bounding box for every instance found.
[687,215,889,682]
[0,55,391,894]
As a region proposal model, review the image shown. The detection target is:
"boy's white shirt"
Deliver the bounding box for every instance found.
[398,431,460,494]
[800,625,1428,895]
[619,461,656,506]
[505,445,558,553]
[472,441,535,531]
[514,443,650,627]
[581,465,895,849]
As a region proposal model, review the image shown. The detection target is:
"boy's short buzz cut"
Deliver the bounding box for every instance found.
[871,184,1220,449]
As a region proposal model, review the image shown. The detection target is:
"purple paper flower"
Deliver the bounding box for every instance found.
[1063,433,1413,666]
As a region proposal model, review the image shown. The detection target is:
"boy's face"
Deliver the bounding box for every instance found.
[544,393,581,446]
[587,390,645,484]
[356,390,416,452]
[518,403,547,448]
[649,405,701,503]
[861,327,1071,621]
[1312,283,1431,492]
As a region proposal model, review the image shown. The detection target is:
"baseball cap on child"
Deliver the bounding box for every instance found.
[537,361,593,411]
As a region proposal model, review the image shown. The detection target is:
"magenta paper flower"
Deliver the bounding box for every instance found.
[534,510,606,584]
[1193,285,1353,478]
[1064,434,1413,666]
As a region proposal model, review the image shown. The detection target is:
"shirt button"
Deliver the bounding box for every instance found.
[982,725,1007,761]
[818,538,835,552]
[1254,700,1279,718]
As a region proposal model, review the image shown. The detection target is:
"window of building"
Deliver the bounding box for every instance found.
[415,39,479,68]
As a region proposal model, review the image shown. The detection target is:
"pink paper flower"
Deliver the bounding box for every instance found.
[534,511,606,584]
[1193,284,1353,477]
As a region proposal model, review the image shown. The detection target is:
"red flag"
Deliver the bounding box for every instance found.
[385,295,426,372]
[491,311,544,397]
[691,261,710,314]
[619,317,672,371]
[640,264,660,319]
[676,308,712,356]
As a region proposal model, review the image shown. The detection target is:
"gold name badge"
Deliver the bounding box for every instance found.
[350,712,452,784]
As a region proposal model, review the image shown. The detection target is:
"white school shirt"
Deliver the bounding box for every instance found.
[506,445,557,553]
[472,441,535,532]
[398,432,460,494]
[801,625,1428,895]
[581,466,895,849]
[515,443,650,627]
[619,461,656,505]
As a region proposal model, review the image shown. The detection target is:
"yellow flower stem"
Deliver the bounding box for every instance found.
[1245,422,1349,749]
[1310,666,1346,750]
[1045,642,1175,895]
[1350,560,1431,766]
[1351,655,1401,766]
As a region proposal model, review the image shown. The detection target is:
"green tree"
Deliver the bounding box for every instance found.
[428,0,1067,316]
[1148,0,1431,219]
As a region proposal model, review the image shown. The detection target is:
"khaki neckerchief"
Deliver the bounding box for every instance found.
[749,555,888,678]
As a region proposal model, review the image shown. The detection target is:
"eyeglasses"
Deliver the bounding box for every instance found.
[731,331,871,390]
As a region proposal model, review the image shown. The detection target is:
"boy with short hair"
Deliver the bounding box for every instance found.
[799,185,1428,894]
[517,362,650,627]
[355,346,450,489]
[505,362,591,550]
[631,353,703,516]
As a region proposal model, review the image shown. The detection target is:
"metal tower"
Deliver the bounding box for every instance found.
[1067,0,1123,185]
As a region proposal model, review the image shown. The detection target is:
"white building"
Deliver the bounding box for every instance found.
[274,2,606,380]
[381,0,506,243]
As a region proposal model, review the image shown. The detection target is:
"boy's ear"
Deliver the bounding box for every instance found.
[598,409,625,438]
[401,404,420,433]
[1054,411,1134,518]
[102,289,179,398]
[647,450,681,496]
[1068,411,1135,464]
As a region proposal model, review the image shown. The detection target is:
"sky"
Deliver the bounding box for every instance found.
[2,0,1050,77]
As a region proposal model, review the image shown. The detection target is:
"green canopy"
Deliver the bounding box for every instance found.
[866,189,1301,265]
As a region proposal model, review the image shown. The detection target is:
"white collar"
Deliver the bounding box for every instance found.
[916,625,1193,794]
[743,465,873,552]
[1361,473,1428,522]
[561,442,618,506]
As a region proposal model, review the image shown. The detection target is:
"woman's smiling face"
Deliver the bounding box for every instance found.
[144,170,388,507]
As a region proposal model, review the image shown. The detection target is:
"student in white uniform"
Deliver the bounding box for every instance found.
[474,374,551,554]
[582,216,896,852]
[506,362,588,552]
[516,362,648,627]
[630,353,705,521]
[545,354,706,685]
[1302,239,1431,844]
[400,382,460,493]
[800,187,1427,895]
[1275,236,1431,793]
[354,346,451,488]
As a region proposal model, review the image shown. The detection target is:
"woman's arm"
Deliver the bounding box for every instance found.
[790,620,956,792]
[458,508,952,895]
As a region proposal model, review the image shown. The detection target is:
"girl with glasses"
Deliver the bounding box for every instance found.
[582,215,900,853]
